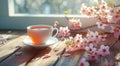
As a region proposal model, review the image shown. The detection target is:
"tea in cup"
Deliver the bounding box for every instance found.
[27,25,58,45]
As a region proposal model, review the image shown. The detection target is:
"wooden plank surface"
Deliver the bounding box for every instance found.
[0,31,66,66]
[26,41,66,66]
[0,31,120,66]
[0,41,66,66]
[0,35,26,62]
[55,51,84,66]
[0,31,25,47]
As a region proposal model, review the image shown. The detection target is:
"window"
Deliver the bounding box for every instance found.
[5,0,120,30]
[9,0,120,16]
[14,0,90,14]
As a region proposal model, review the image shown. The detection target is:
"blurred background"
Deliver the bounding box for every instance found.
[0,0,120,30]
[13,0,120,15]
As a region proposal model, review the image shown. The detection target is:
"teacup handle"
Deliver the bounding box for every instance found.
[52,27,58,37]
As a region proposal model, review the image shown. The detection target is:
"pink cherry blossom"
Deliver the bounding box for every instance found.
[110,7,120,24]
[99,1,109,15]
[100,4,107,10]
[101,16,111,23]
[65,35,85,52]
[82,38,90,46]
[74,34,83,44]
[88,51,99,61]
[74,34,85,49]
[109,8,115,15]
[100,10,109,17]
[86,30,97,43]
[113,14,120,24]
[84,46,99,61]
[92,31,101,44]
[87,30,103,44]
[86,7,96,16]
[99,34,107,41]
[64,36,74,46]
[68,18,82,30]
[85,44,96,53]
[64,36,74,42]
[100,0,108,10]
[78,58,90,66]
[98,45,110,56]
[87,30,95,42]
[81,4,97,16]
[110,26,120,38]
[58,27,70,37]
[80,4,88,15]
[94,13,101,20]
[96,22,107,29]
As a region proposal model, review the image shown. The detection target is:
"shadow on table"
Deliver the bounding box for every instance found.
[0,45,51,66]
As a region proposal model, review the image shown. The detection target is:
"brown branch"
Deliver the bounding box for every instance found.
[70,22,118,32]
[70,24,97,32]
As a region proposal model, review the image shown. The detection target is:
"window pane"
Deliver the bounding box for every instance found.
[12,0,120,15]
[14,0,93,15]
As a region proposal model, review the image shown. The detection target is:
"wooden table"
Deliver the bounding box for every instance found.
[0,30,120,66]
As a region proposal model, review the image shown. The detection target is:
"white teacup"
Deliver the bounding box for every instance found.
[27,25,58,45]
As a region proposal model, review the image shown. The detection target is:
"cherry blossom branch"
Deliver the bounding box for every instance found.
[70,24,97,32]
[70,22,117,32]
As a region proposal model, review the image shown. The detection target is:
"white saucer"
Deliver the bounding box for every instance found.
[23,36,58,48]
